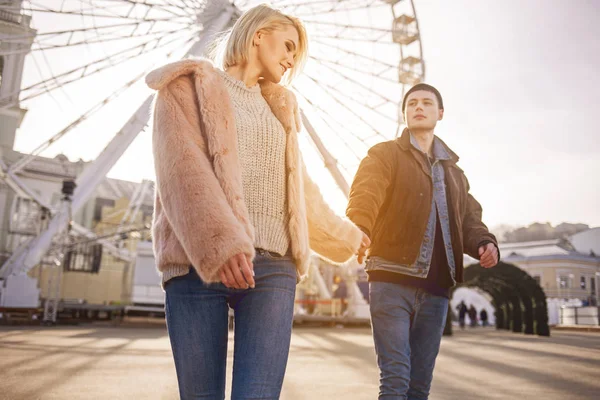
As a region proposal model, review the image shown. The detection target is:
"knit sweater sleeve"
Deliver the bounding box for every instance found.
[302,160,363,264]
[151,76,255,282]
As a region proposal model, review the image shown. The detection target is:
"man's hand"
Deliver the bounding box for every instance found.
[357,232,371,264]
[478,243,498,268]
[219,253,255,289]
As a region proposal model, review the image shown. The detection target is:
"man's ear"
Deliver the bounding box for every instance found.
[438,108,444,121]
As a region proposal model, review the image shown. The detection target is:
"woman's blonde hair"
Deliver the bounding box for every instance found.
[213,4,308,85]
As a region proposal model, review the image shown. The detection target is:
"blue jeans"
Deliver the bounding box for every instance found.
[164,252,297,400]
[369,281,449,400]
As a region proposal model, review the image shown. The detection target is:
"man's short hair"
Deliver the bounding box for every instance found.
[402,83,444,113]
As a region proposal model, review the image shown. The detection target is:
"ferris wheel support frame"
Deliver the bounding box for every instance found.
[300,109,350,197]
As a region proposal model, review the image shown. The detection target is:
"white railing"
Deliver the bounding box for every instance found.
[544,288,595,301]
[559,306,600,326]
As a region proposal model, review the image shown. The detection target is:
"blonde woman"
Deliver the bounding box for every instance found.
[146,4,369,399]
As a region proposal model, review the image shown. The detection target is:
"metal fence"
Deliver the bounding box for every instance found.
[559,306,600,326]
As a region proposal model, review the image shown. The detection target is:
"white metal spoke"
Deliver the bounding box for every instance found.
[294,81,389,162]
[1,25,194,56]
[0,27,197,107]
[310,56,397,84]
[309,56,400,101]
[303,19,392,34]
[0,21,183,44]
[301,77,387,145]
[21,1,192,22]
[95,0,192,19]
[30,0,171,16]
[9,34,196,175]
[271,0,375,8]
[311,33,396,45]
[293,88,364,163]
[311,37,400,74]
[275,0,387,16]
[304,72,397,124]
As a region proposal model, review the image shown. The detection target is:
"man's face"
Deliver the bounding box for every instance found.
[404,90,444,131]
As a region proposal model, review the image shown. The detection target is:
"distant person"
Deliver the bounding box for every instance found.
[480,308,489,326]
[346,82,500,399]
[469,305,478,327]
[333,276,349,314]
[457,300,468,329]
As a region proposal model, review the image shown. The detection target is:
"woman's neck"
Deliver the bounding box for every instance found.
[225,64,262,88]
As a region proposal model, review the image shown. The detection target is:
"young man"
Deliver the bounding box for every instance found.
[346,83,499,399]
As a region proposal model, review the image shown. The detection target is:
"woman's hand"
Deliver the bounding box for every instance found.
[357,232,371,264]
[219,253,255,289]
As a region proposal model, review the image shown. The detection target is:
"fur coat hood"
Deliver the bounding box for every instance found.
[147,58,362,283]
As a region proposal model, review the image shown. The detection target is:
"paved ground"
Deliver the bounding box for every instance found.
[0,323,598,399]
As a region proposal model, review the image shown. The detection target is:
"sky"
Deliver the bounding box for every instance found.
[413,0,600,229]
[9,0,600,230]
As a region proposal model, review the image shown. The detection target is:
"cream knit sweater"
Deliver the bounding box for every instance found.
[218,70,291,256]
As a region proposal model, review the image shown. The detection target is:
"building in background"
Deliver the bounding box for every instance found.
[464,230,600,305]
[0,150,154,307]
[1,3,156,309]
[570,227,600,257]
[499,237,600,304]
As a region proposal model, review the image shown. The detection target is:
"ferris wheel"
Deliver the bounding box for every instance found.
[1,0,424,187]
[0,0,425,316]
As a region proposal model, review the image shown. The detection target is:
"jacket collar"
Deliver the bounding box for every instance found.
[396,127,459,164]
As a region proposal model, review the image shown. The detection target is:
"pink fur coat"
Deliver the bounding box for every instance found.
[146,59,362,283]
